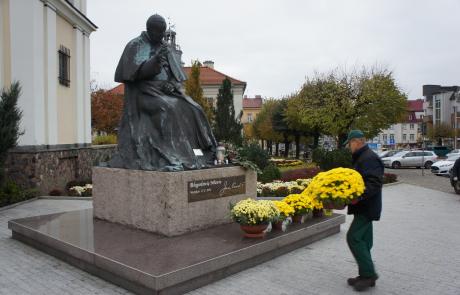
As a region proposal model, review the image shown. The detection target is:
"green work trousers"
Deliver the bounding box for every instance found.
[346,214,376,277]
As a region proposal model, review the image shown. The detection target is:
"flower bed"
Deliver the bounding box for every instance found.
[257,179,312,198]
[281,167,321,182]
[270,158,305,168]
[383,173,397,184]
[69,184,93,197]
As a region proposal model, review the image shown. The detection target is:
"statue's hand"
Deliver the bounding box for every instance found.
[162,82,176,95]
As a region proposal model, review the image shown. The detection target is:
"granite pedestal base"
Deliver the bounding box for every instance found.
[9,209,345,295]
[93,166,256,236]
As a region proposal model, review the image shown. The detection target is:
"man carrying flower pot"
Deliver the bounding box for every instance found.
[344,130,384,292]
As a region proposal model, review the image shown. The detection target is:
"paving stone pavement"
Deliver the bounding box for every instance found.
[386,167,453,194]
[1,184,460,295]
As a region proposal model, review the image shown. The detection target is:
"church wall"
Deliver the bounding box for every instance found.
[9,0,46,146]
[56,14,77,144]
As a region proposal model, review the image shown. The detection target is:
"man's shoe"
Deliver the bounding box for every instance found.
[353,276,378,291]
[347,276,361,286]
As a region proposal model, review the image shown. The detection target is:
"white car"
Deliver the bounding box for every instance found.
[379,150,402,159]
[430,154,460,176]
[382,150,438,169]
[446,149,460,158]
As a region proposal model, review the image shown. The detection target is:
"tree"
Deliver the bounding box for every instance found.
[272,99,296,158]
[185,60,214,123]
[0,82,23,184]
[252,99,283,154]
[214,78,243,145]
[292,67,407,148]
[427,123,454,146]
[91,89,124,134]
[285,93,322,150]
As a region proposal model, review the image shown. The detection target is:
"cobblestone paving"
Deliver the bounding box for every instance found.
[386,167,454,194]
[1,184,460,295]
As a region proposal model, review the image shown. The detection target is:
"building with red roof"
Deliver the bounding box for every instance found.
[376,99,425,148]
[242,95,263,124]
[107,60,247,117]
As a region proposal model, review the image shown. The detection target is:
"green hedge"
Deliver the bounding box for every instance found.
[312,148,352,171]
[0,181,39,207]
[92,134,117,145]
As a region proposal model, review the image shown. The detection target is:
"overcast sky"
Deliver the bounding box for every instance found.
[87,0,460,99]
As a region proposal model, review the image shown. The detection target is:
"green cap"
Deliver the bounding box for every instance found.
[344,130,365,145]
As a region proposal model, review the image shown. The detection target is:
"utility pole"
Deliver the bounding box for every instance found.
[454,106,458,149]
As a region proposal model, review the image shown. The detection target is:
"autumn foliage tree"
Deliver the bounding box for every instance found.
[91,89,124,134]
[185,60,214,123]
[287,66,407,148]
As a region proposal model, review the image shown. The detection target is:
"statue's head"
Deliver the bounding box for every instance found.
[146,14,167,44]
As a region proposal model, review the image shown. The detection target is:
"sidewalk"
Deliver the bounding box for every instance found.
[1,184,460,295]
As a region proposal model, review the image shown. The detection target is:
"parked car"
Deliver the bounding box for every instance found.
[430,154,460,176]
[432,146,451,157]
[382,150,438,169]
[446,149,460,158]
[378,150,402,159]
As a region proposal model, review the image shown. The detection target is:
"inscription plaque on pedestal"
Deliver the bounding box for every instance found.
[188,175,246,202]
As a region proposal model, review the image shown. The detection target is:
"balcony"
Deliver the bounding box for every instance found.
[423,115,433,123]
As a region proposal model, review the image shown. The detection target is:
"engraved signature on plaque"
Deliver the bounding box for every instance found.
[188,175,246,202]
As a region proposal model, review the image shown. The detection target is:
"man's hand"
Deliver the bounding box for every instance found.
[454,177,458,181]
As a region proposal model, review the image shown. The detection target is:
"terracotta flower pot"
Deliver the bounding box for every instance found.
[240,224,268,238]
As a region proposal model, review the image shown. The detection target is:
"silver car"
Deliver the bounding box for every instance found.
[382,150,438,169]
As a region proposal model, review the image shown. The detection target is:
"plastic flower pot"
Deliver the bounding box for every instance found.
[240,224,269,238]
[313,209,324,218]
[322,200,346,210]
[292,214,307,224]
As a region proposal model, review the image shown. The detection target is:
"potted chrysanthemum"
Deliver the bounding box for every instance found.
[230,199,279,238]
[272,201,295,231]
[282,194,313,224]
[303,167,365,210]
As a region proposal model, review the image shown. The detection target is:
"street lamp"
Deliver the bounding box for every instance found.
[454,106,458,149]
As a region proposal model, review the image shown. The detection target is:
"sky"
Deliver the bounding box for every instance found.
[87,0,460,99]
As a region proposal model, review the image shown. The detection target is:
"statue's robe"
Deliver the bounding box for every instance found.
[109,32,217,171]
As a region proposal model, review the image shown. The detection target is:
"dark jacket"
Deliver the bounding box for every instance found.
[347,145,384,221]
[452,157,460,179]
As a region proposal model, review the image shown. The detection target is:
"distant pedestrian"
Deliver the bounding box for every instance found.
[344,130,384,292]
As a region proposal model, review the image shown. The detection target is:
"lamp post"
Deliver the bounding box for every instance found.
[454,106,458,149]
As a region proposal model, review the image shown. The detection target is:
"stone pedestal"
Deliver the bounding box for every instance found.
[93,166,257,236]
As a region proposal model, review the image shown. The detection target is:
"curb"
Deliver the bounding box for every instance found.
[38,196,93,201]
[383,181,402,187]
[0,197,39,212]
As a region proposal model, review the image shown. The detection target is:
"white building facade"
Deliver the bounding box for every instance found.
[182,61,246,118]
[0,0,97,147]
[375,99,424,148]
[423,85,460,147]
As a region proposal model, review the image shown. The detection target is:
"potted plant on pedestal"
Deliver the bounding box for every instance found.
[282,194,313,224]
[230,199,279,238]
[272,201,295,231]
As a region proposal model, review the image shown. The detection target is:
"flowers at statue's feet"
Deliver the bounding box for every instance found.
[272,200,295,221]
[230,198,280,225]
[282,194,313,216]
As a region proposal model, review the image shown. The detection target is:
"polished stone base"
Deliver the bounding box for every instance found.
[9,209,345,295]
[93,166,257,236]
